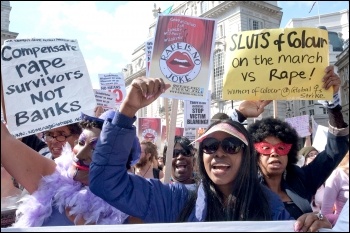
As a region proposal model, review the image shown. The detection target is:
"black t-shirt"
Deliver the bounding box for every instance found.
[21,135,48,154]
[284,201,304,219]
[152,168,160,179]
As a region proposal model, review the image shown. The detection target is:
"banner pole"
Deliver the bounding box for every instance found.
[163,99,178,183]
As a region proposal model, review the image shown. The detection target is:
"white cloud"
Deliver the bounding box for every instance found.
[9,1,174,88]
[33,1,173,63]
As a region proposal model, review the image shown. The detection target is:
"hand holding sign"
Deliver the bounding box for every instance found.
[223,28,332,100]
[238,100,272,118]
[322,65,341,94]
[120,77,170,118]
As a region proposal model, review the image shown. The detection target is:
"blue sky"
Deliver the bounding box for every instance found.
[7,1,349,89]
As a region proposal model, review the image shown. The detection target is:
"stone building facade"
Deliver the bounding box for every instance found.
[1,1,18,122]
[124,1,349,134]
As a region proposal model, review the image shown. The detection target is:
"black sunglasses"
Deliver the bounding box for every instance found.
[202,137,244,155]
[173,149,192,158]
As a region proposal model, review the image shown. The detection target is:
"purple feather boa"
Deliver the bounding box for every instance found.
[12,145,128,227]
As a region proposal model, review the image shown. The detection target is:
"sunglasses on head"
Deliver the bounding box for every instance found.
[254,142,292,156]
[173,149,192,158]
[202,137,244,155]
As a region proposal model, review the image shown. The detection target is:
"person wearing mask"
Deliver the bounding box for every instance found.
[90,77,331,231]
[1,110,140,227]
[43,106,105,160]
[231,65,348,223]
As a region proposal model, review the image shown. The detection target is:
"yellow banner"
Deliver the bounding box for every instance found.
[223,28,331,100]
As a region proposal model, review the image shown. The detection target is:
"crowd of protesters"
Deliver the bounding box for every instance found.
[1,47,348,231]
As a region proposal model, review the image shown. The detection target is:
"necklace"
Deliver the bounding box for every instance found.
[141,164,152,178]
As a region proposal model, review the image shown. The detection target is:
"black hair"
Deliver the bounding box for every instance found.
[247,117,299,167]
[177,119,272,221]
[211,112,230,120]
[67,122,83,135]
[163,136,196,165]
[79,120,103,130]
[21,134,47,152]
[162,145,167,164]
[80,118,135,170]
[175,136,194,154]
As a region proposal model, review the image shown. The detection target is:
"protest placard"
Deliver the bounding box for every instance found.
[184,127,196,142]
[223,28,331,100]
[161,125,184,143]
[312,125,328,152]
[98,73,126,107]
[311,115,318,141]
[285,115,310,138]
[0,220,325,232]
[184,100,210,128]
[149,15,217,101]
[1,38,96,138]
[138,117,162,151]
[93,89,120,111]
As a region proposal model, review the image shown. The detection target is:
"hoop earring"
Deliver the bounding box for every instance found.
[257,167,265,183]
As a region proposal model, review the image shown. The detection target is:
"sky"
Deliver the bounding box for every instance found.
[7,1,349,89]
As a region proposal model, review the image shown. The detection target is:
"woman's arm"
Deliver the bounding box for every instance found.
[90,77,185,222]
[321,169,341,225]
[1,122,56,194]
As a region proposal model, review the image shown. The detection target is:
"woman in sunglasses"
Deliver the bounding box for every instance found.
[90,77,293,224]
[162,136,197,190]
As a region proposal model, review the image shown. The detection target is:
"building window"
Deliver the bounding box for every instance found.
[213,50,224,100]
[309,109,314,115]
[201,1,208,14]
[308,100,314,105]
[322,108,328,114]
[301,100,305,106]
[302,111,306,115]
[138,58,144,70]
[216,25,223,39]
[249,18,263,30]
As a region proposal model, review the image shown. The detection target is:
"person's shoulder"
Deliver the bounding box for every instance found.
[330,167,348,179]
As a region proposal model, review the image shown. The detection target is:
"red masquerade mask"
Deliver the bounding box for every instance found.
[254,142,292,156]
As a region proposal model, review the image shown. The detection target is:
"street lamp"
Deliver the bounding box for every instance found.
[286,101,292,118]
